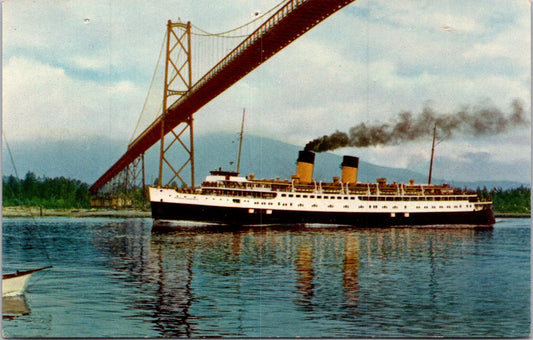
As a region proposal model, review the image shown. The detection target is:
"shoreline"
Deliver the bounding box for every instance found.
[1,206,530,219]
[2,206,151,218]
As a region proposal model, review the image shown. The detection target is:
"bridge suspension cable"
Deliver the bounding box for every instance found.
[129,0,287,144]
[190,0,286,38]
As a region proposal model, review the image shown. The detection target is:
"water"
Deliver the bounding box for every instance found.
[2,217,530,338]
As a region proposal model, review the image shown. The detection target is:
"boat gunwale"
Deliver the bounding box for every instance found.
[3,266,52,280]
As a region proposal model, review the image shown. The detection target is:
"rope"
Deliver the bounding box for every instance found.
[2,131,52,264]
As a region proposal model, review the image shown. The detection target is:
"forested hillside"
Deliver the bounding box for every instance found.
[2,172,531,215]
[3,172,90,208]
[477,186,530,215]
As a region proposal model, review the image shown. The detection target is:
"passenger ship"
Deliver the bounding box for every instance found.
[149,150,495,227]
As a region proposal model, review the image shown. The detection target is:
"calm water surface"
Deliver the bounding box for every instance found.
[2,217,530,338]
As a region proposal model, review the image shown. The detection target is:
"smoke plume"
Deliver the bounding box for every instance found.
[305,99,529,153]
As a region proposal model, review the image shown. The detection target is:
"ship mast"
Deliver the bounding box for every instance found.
[236,108,246,173]
[428,123,437,185]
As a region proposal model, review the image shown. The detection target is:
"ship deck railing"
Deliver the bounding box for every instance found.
[169,186,483,203]
[174,179,481,199]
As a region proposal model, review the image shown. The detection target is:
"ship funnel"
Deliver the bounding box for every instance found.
[341,155,359,184]
[294,150,315,184]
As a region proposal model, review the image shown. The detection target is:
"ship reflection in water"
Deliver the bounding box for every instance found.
[94,222,504,337]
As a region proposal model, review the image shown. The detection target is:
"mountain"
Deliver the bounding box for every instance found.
[2,133,528,190]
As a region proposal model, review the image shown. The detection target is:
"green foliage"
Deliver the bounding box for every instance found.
[476,186,531,214]
[3,171,530,214]
[3,172,90,209]
[114,187,149,209]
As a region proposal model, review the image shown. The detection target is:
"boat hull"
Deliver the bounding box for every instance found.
[2,266,52,297]
[2,273,32,297]
[151,201,495,227]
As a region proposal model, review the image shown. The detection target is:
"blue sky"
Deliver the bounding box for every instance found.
[2,0,531,183]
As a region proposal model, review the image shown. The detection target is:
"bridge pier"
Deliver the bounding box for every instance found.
[90,153,146,208]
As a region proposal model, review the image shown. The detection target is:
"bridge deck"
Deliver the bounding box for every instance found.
[91,0,355,193]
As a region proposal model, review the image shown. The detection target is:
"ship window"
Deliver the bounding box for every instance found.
[337,196,342,200]
[296,194,301,198]
[233,199,240,203]
[344,197,349,200]
[317,195,322,199]
[303,195,308,198]
[289,194,294,198]
[310,195,315,199]
[373,205,378,209]
[350,197,355,200]
[281,194,286,197]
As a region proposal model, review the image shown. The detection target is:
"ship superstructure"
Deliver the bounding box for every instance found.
[149,151,495,226]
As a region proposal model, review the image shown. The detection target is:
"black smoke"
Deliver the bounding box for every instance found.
[305,99,529,153]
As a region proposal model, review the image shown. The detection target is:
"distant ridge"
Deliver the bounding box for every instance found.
[2,133,528,190]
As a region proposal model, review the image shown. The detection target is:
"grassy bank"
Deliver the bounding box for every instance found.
[2,206,151,218]
[494,212,531,218]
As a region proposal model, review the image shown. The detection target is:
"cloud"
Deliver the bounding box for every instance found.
[2,0,530,182]
[2,56,144,142]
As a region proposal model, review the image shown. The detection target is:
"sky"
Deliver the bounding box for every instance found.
[2,0,531,183]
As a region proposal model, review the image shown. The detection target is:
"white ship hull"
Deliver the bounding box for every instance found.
[150,187,494,227]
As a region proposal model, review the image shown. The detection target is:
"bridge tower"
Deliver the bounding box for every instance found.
[158,20,195,188]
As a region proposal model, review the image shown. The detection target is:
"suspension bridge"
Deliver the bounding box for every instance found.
[89,0,356,196]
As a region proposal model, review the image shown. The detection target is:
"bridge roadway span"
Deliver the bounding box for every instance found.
[91,0,355,193]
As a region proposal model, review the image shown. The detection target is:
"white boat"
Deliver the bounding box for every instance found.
[2,266,52,297]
